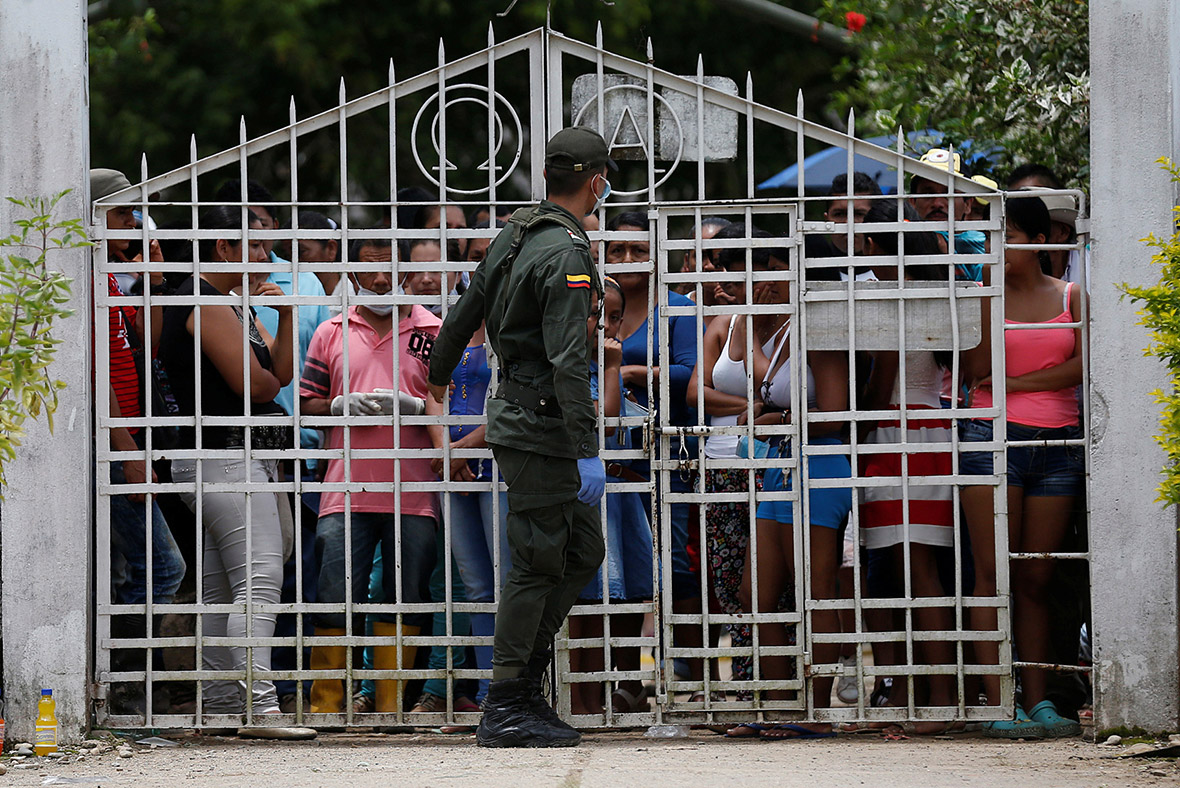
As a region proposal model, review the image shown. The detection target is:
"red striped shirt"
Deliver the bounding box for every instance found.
[107,274,141,429]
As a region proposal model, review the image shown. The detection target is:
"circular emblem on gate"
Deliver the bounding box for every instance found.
[573,84,685,198]
[411,84,524,195]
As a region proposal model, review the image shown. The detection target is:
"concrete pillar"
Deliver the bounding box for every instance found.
[1090,0,1180,733]
[0,0,92,743]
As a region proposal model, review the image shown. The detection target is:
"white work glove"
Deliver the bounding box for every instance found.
[330,392,382,416]
[371,388,426,416]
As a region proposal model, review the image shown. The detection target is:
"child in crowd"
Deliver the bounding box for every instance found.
[568,278,654,717]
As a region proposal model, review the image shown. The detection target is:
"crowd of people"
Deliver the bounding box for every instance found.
[94,145,1088,742]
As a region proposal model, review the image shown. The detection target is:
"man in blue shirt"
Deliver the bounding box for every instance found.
[908,149,987,281]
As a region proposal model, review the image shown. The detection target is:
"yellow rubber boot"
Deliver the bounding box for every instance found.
[309,627,347,714]
[372,622,420,713]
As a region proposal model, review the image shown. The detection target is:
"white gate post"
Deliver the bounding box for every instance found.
[1090,0,1180,732]
[0,0,93,743]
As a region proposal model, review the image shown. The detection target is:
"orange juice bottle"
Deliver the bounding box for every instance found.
[34,689,57,756]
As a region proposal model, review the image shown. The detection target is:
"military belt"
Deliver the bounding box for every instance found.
[496,378,563,418]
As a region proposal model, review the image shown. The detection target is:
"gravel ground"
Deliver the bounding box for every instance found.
[0,731,1176,788]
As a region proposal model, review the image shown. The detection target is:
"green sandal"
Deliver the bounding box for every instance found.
[982,706,1046,740]
[1027,700,1081,738]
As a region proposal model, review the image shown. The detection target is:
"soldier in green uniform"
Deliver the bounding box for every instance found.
[427,127,616,747]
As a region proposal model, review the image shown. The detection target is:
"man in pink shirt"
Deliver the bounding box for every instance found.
[299,237,444,715]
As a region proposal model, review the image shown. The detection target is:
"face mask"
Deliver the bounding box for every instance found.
[356,284,398,316]
[426,272,471,315]
[588,176,611,215]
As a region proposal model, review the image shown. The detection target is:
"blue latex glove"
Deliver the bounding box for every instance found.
[576,457,606,505]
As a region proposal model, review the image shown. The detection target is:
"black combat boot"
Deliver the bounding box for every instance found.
[523,651,580,736]
[476,677,581,748]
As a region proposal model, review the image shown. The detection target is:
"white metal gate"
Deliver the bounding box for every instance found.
[92,25,1091,732]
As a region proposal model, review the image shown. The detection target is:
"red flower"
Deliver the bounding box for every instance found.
[845,11,867,33]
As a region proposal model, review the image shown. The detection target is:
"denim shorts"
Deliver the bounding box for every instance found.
[959,419,1084,498]
[756,437,853,529]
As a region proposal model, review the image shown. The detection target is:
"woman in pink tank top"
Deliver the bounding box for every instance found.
[960,195,1085,739]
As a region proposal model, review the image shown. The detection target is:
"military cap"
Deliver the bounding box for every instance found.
[544,127,618,172]
[90,168,131,202]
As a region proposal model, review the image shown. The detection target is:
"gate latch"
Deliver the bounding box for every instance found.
[677,428,691,483]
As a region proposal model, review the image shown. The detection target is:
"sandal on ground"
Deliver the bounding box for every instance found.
[239,711,317,740]
[454,695,481,713]
[687,691,726,704]
[838,721,895,735]
[886,720,969,736]
[759,723,835,741]
[725,722,773,739]
[1027,700,1081,738]
[436,695,481,734]
[609,684,649,714]
[237,724,317,740]
[352,693,374,715]
[982,706,1046,740]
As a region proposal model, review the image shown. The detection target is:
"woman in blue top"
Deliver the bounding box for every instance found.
[607,211,702,693]
[568,278,654,716]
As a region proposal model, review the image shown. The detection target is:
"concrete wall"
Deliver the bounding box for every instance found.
[1090,0,1180,733]
[0,0,92,743]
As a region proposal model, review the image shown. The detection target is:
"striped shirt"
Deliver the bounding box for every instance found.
[107,274,141,430]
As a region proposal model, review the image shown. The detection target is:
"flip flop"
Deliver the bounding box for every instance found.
[885,721,967,737]
[838,721,893,735]
[725,722,773,739]
[759,724,836,741]
[610,685,649,714]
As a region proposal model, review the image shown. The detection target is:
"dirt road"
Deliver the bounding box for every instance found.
[3,731,1174,788]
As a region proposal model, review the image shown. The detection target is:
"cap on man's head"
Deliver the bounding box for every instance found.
[545,127,618,173]
[90,168,131,202]
[971,174,999,206]
[1019,186,1078,228]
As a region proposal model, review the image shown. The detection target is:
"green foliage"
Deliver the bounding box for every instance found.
[819,0,1090,187]
[88,0,841,203]
[0,193,85,489]
[1121,159,1180,507]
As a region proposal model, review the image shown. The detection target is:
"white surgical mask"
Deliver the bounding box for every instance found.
[426,272,470,315]
[588,176,611,215]
[356,284,399,316]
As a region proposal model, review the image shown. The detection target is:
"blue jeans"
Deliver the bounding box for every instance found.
[314,511,436,629]
[448,490,512,603]
[109,461,186,605]
[423,526,469,700]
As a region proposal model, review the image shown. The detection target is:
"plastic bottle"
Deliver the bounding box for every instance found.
[644,723,689,739]
[34,689,57,756]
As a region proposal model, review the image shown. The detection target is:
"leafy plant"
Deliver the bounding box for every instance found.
[0,191,87,488]
[820,0,1090,188]
[1121,158,1180,506]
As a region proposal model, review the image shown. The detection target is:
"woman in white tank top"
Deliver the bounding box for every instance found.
[726,239,853,740]
[686,227,792,691]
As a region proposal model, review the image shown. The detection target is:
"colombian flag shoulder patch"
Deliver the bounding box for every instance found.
[566,274,591,289]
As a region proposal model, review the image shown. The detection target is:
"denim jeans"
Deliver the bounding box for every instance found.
[314,511,437,630]
[423,526,469,700]
[960,420,1085,497]
[447,490,512,603]
[108,462,186,605]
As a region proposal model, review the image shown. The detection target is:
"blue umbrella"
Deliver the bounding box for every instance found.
[757,130,997,193]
